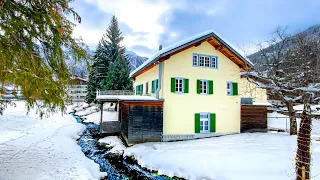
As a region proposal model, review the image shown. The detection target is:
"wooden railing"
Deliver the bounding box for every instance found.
[96,90,135,96]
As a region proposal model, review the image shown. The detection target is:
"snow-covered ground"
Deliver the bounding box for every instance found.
[124,132,320,180]
[120,112,320,180]
[0,101,105,180]
[72,103,118,125]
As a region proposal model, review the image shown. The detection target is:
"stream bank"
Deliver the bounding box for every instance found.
[73,113,180,180]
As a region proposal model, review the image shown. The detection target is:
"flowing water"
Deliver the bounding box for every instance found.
[72,114,172,180]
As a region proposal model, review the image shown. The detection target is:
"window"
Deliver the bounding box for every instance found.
[193,53,218,69]
[199,56,204,67]
[136,84,143,95]
[175,78,183,93]
[226,81,238,96]
[152,79,158,93]
[200,80,208,94]
[146,82,149,95]
[171,77,189,93]
[204,57,210,67]
[227,82,232,96]
[211,57,217,68]
[200,113,209,132]
[193,55,198,66]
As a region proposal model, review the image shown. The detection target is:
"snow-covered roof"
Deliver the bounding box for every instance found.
[96,95,161,101]
[130,30,254,77]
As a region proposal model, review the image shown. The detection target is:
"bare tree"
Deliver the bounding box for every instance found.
[253,26,320,179]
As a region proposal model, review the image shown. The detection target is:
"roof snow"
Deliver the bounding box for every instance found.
[130,30,254,77]
[96,95,161,101]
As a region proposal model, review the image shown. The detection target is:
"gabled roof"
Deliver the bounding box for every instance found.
[130,30,254,78]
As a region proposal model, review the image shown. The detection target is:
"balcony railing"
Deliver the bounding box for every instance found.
[97,90,135,96]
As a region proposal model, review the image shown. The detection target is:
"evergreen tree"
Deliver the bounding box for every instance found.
[100,15,133,91]
[85,43,102,104]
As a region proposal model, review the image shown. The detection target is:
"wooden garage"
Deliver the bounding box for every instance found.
[119,100,163,146]
[240,104,270,132]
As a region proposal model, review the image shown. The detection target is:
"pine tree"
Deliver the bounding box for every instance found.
[100,15,133,91]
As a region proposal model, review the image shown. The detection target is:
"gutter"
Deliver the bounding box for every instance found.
[156,62,162,99]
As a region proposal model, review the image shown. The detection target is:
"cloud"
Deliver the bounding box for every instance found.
[80,0,181,56]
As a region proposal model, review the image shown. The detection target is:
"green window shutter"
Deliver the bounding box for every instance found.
[156,79,159,90]
[151,80,155,93]
[232,82,238,96]
[210,113,216,132]
[171,78,175,92]
[209,80,213,94]
[136,86,139,95]
[195,113,200,133]
[197,80,201,94]
[184,78,189,93]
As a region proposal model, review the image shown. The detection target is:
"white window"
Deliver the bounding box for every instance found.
[204,57,210,67]
[193,55,198,66]
[227,82,233,96]
[200,80,208,94]
[175,78,183,93]
[193,54,218,69]
[211,57,217,68]
[199,56,204,67]
[200,113,209,132]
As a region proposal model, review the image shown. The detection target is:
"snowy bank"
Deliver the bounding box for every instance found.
[0,101,106,180]
[99,136,126,155]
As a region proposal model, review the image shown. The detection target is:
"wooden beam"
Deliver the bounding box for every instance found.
[194,41,202,47]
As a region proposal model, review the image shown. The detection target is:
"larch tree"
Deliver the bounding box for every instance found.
[0,0,88,116]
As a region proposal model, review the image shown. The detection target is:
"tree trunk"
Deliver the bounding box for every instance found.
[296,95,312,180]
[286,100,297,135]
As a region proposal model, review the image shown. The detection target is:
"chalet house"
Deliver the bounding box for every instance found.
[129,31,254,140]
[68,76,88,102]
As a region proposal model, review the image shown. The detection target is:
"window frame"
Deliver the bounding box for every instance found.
[200,79,208,94]
[199,112,210,133]
[193,53,218,69]
[175,77,184,94]
[227,81,233,96]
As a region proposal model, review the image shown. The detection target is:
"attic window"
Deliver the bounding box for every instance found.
[192,53,218,69]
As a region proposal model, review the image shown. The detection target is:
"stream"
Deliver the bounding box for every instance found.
[72,113,175,180]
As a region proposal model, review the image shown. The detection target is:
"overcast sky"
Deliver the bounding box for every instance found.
[71,0,320,57]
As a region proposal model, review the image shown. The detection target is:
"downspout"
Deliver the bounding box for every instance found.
[156,62,162,99]
[156,45,163,99]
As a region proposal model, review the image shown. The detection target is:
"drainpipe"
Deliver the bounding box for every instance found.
[156,62,162,99]
[156,45,162,99]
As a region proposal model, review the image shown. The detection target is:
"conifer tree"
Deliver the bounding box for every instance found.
[100,15,133,91]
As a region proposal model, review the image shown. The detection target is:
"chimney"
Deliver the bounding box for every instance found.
[159,45,162,51]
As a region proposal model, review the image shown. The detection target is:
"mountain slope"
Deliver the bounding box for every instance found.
[248,25,320,72]
[125,50,148,72]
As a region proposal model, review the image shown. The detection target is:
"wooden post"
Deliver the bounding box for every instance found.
[99,102,104,134]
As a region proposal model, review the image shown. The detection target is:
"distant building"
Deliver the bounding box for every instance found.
[68,77,88,102]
